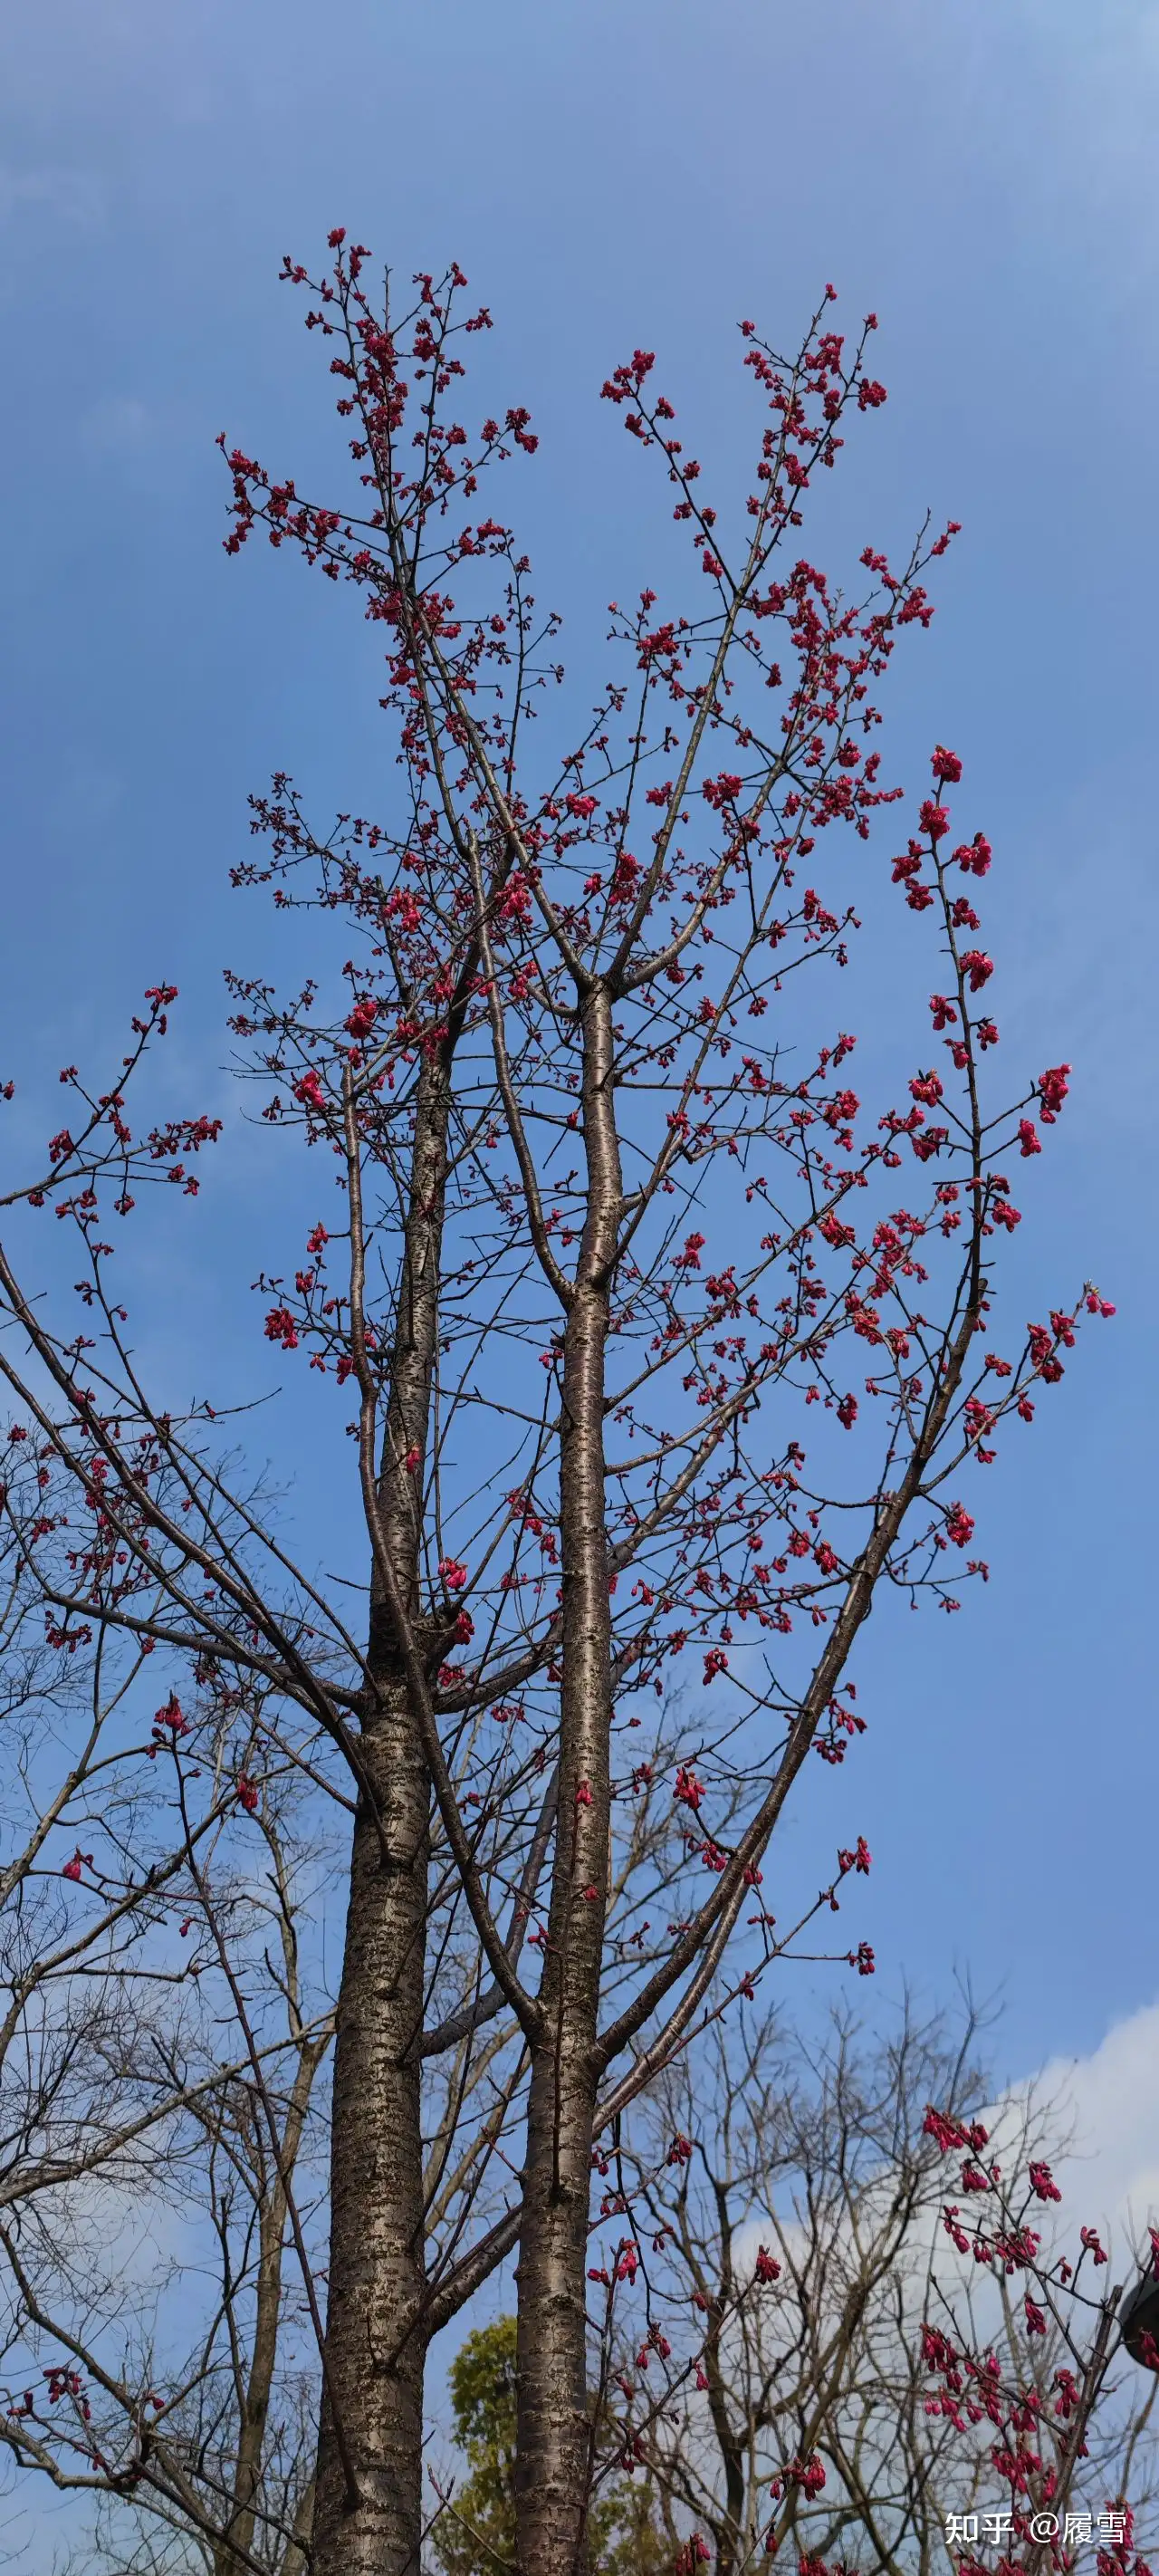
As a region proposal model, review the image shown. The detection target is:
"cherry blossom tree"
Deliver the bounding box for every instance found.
[0,237,1113,2576]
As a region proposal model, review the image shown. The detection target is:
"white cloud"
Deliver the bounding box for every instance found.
[725,2003,1159,2312]
[1026,2004,1159,2260]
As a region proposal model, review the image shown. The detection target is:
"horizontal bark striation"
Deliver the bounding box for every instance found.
[313,1052,452,2576]
[515,990,620,2576]
[312,1697,430,2576]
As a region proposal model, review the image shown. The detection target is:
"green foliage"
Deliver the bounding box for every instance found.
[433,2316,519,2576]
[432,2316,669,2576]
[600,2477,674,2576]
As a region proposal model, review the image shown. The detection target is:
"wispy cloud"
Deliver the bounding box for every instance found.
[0,163,105,229]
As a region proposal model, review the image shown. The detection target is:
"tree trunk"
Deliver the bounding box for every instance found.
[703,2321,746,2576]
[215,2033,328,2576]
[703,2188,746,2576]
[514,989,620,2576]
[311,1686,431,2576]
[312,1051,454,2576]
[283,2475,315,2576]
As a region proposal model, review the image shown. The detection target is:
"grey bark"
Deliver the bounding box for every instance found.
[311,1050,452,2576]
[514,990,621,2576]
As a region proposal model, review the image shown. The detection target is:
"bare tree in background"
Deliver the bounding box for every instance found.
[580,2001,1159,2576]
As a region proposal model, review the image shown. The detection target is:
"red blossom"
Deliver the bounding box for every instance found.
[1038,1063,1071,1121]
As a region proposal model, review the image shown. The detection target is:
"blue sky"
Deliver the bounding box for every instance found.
[1,0,1156,2090]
